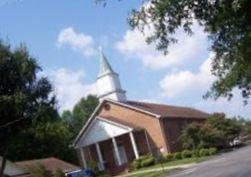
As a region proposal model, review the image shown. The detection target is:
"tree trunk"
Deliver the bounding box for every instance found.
[0,152,7,177]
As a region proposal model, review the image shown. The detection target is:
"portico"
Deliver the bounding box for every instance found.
[75,117,151,173]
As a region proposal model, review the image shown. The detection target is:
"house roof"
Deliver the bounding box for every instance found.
[0,156,28,177]
[15,157,80,173]
[125,101,210,119]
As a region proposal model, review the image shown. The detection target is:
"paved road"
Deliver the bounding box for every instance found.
[167,145,251,177]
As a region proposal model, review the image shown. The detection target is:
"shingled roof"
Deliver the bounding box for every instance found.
[15,157,80,174]
[125,101,210,119]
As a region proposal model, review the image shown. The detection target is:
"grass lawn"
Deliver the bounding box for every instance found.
[125,171,163,177]
[131,156,208,173]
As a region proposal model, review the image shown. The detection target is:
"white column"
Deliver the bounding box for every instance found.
[80,147,87,168]
[95,143,105,170]
[112,137,122,166]
[129,131,139,159]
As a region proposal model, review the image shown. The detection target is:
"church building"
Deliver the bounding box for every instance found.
[72,52,210,174]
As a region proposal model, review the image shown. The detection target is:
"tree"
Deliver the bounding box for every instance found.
[99,0,251,101]
[180,123,203,150]
[181,113,242,149]
[0,41,56,177]
[62,95,99,137]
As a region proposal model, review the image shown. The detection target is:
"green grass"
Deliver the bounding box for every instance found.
[131,156,208,173]
[126,171,163,177]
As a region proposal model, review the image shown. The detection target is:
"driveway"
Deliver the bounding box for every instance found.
[167,145,251,177]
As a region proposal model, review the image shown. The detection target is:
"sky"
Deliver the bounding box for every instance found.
[0,0,250,118]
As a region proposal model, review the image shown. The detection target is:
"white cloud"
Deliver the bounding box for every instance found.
[195,94,251,118]
[57,27,96,57]
[159,54,215,98]
[49,68,97,111]
[116,23,207,70]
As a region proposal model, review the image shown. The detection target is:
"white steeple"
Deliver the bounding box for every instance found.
[96,49,127,102]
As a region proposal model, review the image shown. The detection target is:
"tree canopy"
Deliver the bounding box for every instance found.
[61,95,99,137]
[180,113,245,150]
[98,0,251,101]
[0,41,59,176]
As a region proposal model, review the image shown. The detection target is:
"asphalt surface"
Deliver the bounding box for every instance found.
[167,145,251,177]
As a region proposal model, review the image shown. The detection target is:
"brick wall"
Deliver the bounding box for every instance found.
[98,102,168,154]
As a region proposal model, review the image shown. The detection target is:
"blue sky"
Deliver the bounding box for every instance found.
[0,0,250,118]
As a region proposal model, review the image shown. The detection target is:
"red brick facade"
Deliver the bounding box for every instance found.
[75,100,208,174]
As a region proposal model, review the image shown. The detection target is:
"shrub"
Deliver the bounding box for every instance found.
[131,155,155,169]
[191,149,200,158]
[132,160,141,169]
[163,154,173,162]
[172,152,182,160]
[141,156,155,167]
[53,169,65,177]
[209,147,217,155]
[181,150,193,158]
[199,148,210,157]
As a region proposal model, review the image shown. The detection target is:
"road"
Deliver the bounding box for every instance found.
[167,145,251,177]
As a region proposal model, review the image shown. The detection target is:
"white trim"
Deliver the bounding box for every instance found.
[97,117,133,131]
[78,117,132,147]
[112,137,122,166]
[95,143,105,170]
[72,99,161,148]
[80,148,87,168]
[129,131,139,159]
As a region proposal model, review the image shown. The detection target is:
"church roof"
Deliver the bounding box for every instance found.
[98,51,115,77]
[125,101,210,119]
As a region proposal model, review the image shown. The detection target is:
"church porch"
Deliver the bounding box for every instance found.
[78,129,151,174]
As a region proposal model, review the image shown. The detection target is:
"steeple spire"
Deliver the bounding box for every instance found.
[98,49,114,77]
[96,48,127,102]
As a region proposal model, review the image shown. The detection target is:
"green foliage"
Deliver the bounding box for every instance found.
[52,169,65,177]
[132,155,155,169]
[208,147,217,156]
[62,95,99,137]
[181,113,242,150]
[127,0,251,101]
[199,148,210,157]
[172,152,182,160]
[163,154,172,162]
[29,164,50,177]
[0,41,77,165]
[141,156,155,167]
[87,161,99,174]
[181,150,193,159]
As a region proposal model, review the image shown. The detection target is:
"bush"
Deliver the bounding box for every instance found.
[191,149,200,158]
[199,148,210,157]
[172,152,182,160]
[181,150,193,158]
[163,154,173,162]
[141,156,155,167]
[132,160,141,169]
[131,155,155,169]
[53,169,65,177]
[209,147,217,155]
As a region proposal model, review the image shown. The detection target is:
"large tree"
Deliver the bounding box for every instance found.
[0,41,57,176]
[98,0,251,101]
[61,95,99,137]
